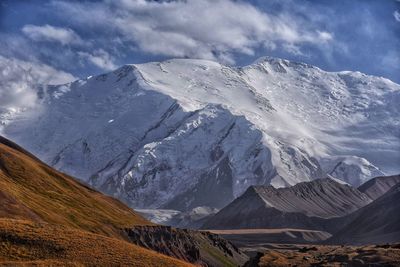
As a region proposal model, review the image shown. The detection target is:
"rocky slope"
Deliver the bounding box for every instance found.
[2,57,398,211]
[329,182,400,245]
[358,174,400,200]
[202,178,371,230]
[126,226,248,267]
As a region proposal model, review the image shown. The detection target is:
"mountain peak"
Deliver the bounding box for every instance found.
[250,56,318,71]
[2,55,399,211]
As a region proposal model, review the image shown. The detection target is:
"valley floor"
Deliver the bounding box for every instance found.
[206,228,332,247]
[206,228,400,267]
[244,243,400,267]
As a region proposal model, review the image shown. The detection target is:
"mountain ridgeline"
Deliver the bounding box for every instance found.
[0,55,399,265]
[202,178,371,231]
[1,57,398,212]
[358,174,400,200]
[328,182,400,245]
[202,176,400,245]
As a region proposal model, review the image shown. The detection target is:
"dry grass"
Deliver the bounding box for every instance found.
[0,139,151,238]
[0,219,193,267]
[0,138,196,266]
[258,243,400,267]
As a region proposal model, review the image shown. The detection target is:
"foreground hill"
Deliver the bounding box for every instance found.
[0,135,150,237]
[0,136,247,266]
[329,182,400,245]
[0,136,194,266]
[358,174,400,200]
[0,219,192,267]
[2,57,398,211]
[202,178,371,230]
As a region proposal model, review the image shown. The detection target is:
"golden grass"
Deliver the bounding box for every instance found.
[0,140,152,238]
[0,138,196,266]
[0,219,193,267]
[258,244,400,267]
[0,139,247,267]
[258,250,292,267]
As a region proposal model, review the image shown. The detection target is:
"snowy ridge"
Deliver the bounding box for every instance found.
[1,57,399,210]
[136,207,218,229]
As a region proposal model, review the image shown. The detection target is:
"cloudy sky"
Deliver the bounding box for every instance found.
[0,0,399,101]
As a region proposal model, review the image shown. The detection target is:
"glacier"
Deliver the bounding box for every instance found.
[1,57,399,211]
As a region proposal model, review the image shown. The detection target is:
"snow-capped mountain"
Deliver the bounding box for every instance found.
[1,57,399,211]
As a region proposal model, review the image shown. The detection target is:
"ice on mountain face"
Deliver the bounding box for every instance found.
[136,206,218,229]
[321,156,385,186]
[242,59,399,173]
[4,66,188,180]
[1,57,399,211]
[135,209,181,225]
[93,104,275,209]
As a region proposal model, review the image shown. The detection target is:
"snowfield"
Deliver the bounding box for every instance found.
[1,57,399,211]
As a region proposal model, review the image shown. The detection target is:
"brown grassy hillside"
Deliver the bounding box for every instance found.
[0,136,195,266]
[0,219,192,267]
[0,136,150,237]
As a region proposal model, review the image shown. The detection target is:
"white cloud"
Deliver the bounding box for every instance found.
[317,31,333,42]
[282,43,304,56]
[0,55,76,110]
[394,10,400,22]
[52,0,333,63]
[21,24,116,71]
[77,49,117,71]
[381,50,400,70]
[22,24,84,46]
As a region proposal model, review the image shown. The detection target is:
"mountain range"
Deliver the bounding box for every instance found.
[201,178,371,230]
[329,181,400,245]
[1,57,399,212]
[201,175,400,245]
[358,174,400,200]
[1,55,399,266]
[1,134,397,266]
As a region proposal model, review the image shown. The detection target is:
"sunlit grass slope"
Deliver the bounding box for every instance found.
[0,219,192,266]
[0,136,151,237]
[0,136,194,266]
